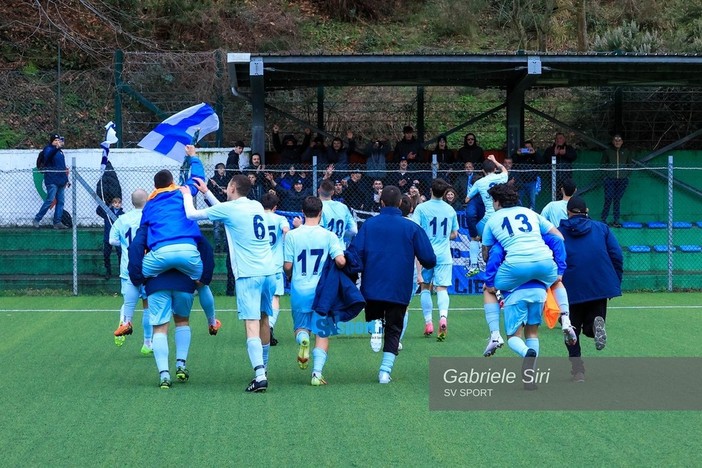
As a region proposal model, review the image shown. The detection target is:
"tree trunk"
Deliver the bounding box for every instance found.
[576,0,588,52]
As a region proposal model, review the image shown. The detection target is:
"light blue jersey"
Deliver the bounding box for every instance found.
[109,209,143,280]
[540,200,568,228]
[411,198,459,265]
[468,171,509,220]
[321,199,356,240]
[482,206,555,263]
[262,211,290,273]
[284,224,344,314]
[205,197,275,279]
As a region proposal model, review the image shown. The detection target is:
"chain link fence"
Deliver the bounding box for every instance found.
[2,153,701,294]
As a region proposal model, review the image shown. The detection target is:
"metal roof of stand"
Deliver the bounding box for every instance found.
[228,52,702,90]
[227,52,702,169]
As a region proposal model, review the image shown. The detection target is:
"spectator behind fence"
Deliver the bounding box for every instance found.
[364,138,390,180]
[513,140,543,210]
[96,196,124,280]
[33,133,70,229]
[225,140,246,176]
[343,166,368,211]
[600,134,632,228]
[367,179,384,212]
[456,132,484,166]
[325,131,355,171]
[272,124,311,166]
[543,132,578,193]
[247,172,266,203]
[244,152,263,172]
[387,156,414,191]
[393,125,423,165]
[431,134,454,166]
[208,163,230,253]
[442,186,463,211]
[302,134,327,165]
[266,173,311,212]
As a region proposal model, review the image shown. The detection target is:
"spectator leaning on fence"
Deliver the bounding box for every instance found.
[33,133,69,229]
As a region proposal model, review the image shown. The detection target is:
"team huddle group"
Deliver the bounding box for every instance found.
[110,143,623,391]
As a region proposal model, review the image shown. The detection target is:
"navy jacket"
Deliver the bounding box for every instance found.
[41,144,69,186]
[128,226,214,295]
[558,215,623,304]
[312,249,365,323]
[350,206,436,305]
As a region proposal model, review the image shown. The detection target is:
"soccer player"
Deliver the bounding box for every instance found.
[480,183,576,358]
[350,186,435,383]
[128,227,215,389]
[466,154,508,275]
[115,147,219,338]
[261,192,290,346]
[411,178,459,341]
[182,174,277,393]
[318,179,357,245]
[109,188,152,354]
[284,196,346,386]
[541,179,577,228]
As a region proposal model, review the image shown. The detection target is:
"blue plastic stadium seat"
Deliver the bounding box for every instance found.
[627,245,651,253]
[653,245,676,253]
[647,221,666,229]
[672,221,693,229]
[622,222,643,229]
[696,221,702,229]
[679,245,702,253]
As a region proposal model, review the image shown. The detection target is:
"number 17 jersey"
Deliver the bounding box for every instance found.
[284,224,344,313]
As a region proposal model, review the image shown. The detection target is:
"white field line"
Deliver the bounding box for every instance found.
[2,305,702,313]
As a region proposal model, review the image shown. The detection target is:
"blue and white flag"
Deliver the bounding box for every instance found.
[138,103,220,163]
[100,121,119,174]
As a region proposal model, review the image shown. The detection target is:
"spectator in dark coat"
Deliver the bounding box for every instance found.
[543,132,578,193]
[456,132,484,166]
[266,174,310,212]
[33,134,70,229]
[272,124,311,166]
[558,196,623,383]
[364,138,390,180]
[393,125,424,165]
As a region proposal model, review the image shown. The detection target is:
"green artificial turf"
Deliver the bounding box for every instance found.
[1,293,701,466]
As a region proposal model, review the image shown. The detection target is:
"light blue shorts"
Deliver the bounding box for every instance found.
[494,258,557,293]
[420,263,452,287]
[142,243,202,280]
[292,310,340,337]
[503,288,547,336]
[148,290,195,326]
[120,279,147,315]
[274,271,285,296]
[235,275,276,321]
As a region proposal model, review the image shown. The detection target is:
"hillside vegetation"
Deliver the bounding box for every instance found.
[3,0,700,70]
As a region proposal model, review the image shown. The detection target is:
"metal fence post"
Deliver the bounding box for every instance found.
[312,155,318,196]
[667,155,674,292]
[551,155,557,201]
[72,157,78,296]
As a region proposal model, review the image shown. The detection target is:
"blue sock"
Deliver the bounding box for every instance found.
[420,289,433,324]
[142,308,153,346]
[553,287,570,315]
[312,347,327,376]
[296,330,310,345]
[152,332,169,374]
[484,302,501,334]
[246,337,265,375]
[262,343,270,367]
[507,336,529,357]
[525,337,540,356]
[436,290,449,318]
[400,311,409,342]
[197,285,216,326]
[174,325,191,364]
[380,352,396,374]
